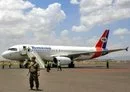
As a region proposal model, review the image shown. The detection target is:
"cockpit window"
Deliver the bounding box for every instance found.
[8,48,17,51]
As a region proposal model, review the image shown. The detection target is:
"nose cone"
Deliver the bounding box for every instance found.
[1,51,10,59]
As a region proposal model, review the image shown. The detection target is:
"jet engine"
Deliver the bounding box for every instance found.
[53,56,71,65]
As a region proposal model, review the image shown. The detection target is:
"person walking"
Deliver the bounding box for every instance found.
[28,57,40,90]
[106,60,109,69]
[2,61,4,69]
[57,60,62,71]
[46,61,51,72]
[9,61,12,68]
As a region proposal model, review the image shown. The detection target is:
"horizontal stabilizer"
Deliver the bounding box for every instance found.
[107,47,128,53]
[126,47,129,51]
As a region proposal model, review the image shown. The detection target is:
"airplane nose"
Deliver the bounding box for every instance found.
[1,51,10,59]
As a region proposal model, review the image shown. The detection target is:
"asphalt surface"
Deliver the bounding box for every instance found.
[0,62,130,92]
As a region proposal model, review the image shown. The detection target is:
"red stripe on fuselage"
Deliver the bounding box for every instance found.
[91,48,102,59]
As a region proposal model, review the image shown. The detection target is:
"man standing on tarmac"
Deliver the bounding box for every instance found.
[57,60,62,71]
[46,61,51,72]
[28,57,40,90]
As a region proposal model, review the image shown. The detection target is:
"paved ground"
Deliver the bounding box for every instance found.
[0,62,130,92]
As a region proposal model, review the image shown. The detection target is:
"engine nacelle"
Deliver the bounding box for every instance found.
[53,57,71,65]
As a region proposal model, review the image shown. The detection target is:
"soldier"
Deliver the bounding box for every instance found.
[46,61,51,72]
[28,57,40,90]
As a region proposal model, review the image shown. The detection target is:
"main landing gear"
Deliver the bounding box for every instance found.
[68,61,75,68]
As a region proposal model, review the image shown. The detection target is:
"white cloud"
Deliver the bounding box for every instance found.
[0,0,34,10]
[0,1,65,38]
[72,0,130,32]
[60,30,69,37]
[70,0,80,4]
[72,25,89,32]
[116,0,130,8]
[80,0,112,13]
[26,3,66,40]
[113,28,130,36]
[0,0,66,53]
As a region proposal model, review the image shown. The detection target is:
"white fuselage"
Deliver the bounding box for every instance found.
[31,45,96,60]
[2,44,98,61]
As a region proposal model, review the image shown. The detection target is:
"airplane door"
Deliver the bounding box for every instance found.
[21,46,28,55]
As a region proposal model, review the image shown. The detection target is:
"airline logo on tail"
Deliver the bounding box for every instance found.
[95,30,109,49]
[101,37,107,43]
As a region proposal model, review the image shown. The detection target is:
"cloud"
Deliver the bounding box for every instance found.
[72,0,130,32]
[72,25,89,32]
[0,0,66,38]
[26,3,66,40]
[0,0,66,53]
[60,30,69,37]
[113,28,130,35]
[0,0,34,10]
[70,0,80,4]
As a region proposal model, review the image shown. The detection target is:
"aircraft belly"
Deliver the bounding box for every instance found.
[75,53,95,60]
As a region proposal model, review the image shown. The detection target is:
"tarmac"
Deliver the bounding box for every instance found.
[0,62,130,92]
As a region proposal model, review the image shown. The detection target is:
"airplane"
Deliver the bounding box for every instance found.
[1,29,128,68]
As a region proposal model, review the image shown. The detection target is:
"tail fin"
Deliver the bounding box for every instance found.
[95,29,109,49]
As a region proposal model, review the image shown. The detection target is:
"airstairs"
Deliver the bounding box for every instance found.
[27,51,45,68]
[21,46,45,68]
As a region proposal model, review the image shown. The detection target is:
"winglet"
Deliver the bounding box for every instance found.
[126,47,129,51]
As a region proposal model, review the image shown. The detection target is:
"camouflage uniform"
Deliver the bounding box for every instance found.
[28,57,40,90]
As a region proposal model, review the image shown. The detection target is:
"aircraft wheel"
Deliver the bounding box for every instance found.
[68,62,75,68]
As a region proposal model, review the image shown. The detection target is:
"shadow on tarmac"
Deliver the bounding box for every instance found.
[30,89,43,91]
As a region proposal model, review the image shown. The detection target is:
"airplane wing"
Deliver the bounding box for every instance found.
[52,47,128,60]
[51,51,97,59]
[27,51,45,68]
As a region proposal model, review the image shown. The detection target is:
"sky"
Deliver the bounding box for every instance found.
[0,0,130,60]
